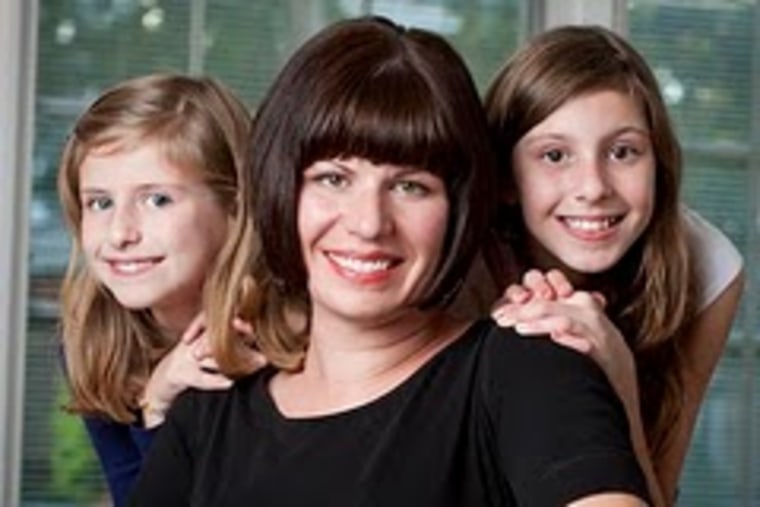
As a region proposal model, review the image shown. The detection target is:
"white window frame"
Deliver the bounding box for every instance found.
[0,1,37,505]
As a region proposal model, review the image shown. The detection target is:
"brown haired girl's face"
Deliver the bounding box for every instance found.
[297,156,449,325]
[78,142,228,333]
[511,89,655,275]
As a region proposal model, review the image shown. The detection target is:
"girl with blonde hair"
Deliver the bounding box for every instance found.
[58,73,257,506]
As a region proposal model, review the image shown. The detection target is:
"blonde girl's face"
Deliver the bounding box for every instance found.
[78,142,228,332]
[511,89,656,276]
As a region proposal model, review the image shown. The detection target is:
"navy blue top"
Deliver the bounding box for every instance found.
[83,414,156,507]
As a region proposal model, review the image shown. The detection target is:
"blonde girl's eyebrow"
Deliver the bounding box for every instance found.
[78,187,110,197]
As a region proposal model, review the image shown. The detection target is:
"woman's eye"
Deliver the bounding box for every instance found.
[83,196,112,211]
[393,180,429,196]
[145,193,173,207]
[315,173,348,189]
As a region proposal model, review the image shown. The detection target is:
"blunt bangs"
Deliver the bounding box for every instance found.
[297,62,465,182]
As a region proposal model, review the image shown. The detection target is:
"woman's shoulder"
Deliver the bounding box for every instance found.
[168,367,273,428]
[465,319,607,389]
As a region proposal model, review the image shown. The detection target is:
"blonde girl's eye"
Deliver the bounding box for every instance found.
[144,192,174,208]
[83,195,113,212]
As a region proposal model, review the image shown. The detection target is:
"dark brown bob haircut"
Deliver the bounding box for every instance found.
[249,15,497,308]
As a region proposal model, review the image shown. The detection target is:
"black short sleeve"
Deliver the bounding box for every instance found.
[479,325,649,505]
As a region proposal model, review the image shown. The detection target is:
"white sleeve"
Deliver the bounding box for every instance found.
[682,206,744,312]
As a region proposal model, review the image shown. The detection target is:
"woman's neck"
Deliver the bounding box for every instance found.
[270,309,467,417]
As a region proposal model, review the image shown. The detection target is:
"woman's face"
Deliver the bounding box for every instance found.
[511,89,656,276]
[79,142,229,332]
[297,156,449,325]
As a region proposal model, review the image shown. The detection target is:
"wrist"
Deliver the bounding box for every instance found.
[138,395,168,428]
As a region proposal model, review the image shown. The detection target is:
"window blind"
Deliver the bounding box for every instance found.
[629,1,760,504]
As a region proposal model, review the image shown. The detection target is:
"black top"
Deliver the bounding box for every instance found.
[130,319,648,506]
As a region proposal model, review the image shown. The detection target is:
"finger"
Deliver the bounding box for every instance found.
[562,290,603,312]
[491,309,517,328]
[514,313,586,337]
[522,270,556,300]
[492,300,536,327]
[188,332,214,361]
[513,316,565,336]
[499,299,563,323]
[233,317,255,338]
[505,284,533,304]
[545,269,574,298]
[591,291,607,308]
[180,313,207,344]
[491,285,534,322]
[197,356,221,372]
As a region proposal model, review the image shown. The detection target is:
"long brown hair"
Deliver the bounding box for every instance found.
[58,73,250,422]
[208,16,498,375]
[484,25,697,461]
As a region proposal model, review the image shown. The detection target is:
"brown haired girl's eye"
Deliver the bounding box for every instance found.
[609,144,640,162]
[542,148,566,164]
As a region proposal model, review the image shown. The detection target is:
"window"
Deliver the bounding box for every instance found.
[18,1,759,505]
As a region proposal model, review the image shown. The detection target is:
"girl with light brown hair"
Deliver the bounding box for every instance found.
[480,25,744,504]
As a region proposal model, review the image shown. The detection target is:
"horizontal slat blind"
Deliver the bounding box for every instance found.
[629,1,759,505]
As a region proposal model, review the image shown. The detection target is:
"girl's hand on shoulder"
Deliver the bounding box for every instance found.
[139,314,266,428]
[491,270,634,403]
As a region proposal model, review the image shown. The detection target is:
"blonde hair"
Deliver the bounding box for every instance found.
[484,25,697,460]
[58,73,250,422]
